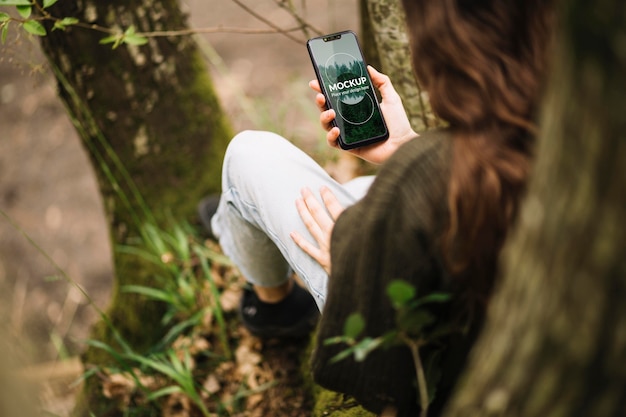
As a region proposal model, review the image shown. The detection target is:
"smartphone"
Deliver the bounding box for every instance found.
[307,31,389,149]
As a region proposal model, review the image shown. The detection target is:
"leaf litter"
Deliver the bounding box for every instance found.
[96,239,315,417]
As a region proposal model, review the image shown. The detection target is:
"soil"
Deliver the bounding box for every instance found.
[0,1,359,415]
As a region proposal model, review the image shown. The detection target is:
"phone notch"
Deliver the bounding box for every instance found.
[323,34,341,42]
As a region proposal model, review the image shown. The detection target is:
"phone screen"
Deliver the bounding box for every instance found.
[307,31,388,149]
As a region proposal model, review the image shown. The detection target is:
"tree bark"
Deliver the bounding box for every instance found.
[39,1,232,415]
[362,0,435,131]
[443,1,626,416]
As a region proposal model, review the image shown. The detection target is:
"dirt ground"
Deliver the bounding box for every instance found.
[0,0,358,414]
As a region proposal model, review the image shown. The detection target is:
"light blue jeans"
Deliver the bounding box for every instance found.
[211,131,374,311]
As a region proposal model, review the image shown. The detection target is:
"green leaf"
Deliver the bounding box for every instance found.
[115,245,161,266]
[0,0,32,6]
[353,337,383,362]
[0,12,10,22]
[60,17,79,25]
[173,225,190,260]
[122,284,177,304]
[1,23,7,44]
[380,330,400,348]
[22,19,45,36]
[43,0,58,8]
[123,33,148,46]
[0,0,31,5]
[323,335,351,346]
[99,34,122,49]
[158,310,205,348]
[16,4,31,18]
[343,313,365,339]
[53,16,79,31]
[84,339,127,364]
[329,345,358,364]
[387,280,416,308]
[411,292,452,308]
[146,385,182,401]
[122,24,148,46]
[397,309,435,334]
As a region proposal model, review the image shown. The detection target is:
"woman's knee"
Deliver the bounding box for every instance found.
[225,130,286,163]
[222,130,289,188]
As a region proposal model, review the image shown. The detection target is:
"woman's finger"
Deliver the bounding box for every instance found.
[315,93,328,112]
[295,196,326,247]
[300,188,334,239]
[290,230,330,274]
[320,109,336,132]
[326,128,340,148]
[309,79,322,93]
[320,186,345,221]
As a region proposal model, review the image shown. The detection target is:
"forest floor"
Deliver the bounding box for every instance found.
[0,1,360,416]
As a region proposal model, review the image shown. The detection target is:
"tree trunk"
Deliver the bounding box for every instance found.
[39,1,232,415]
[362,0,435,131]
[443,1,626,416]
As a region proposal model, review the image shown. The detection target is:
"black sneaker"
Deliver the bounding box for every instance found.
[197,195,220,240]
[239,283,320,339]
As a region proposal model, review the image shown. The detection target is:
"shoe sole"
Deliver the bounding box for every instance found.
[240,311,319,339]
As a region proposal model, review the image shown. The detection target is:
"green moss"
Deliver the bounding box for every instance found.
[175,47,233,195]
[301,331,376,417]
[312,389,376,417]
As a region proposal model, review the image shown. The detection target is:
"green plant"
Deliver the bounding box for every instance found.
[86,338,212,416]
[324,280,453,417]
[118,220,233,358]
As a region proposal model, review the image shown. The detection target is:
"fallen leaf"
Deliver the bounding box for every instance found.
[219,287,241,312]
[202,373,221,396]
[102,372,135,405]
[163,392,191,417]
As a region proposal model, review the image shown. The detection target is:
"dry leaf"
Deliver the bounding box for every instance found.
[101,372,135,405]
[191,335,210,354]
[246,392,264,409]
[219,287,241,312]
[235,344,261,369]
[202,373,221,396]
[163,392,191,417]
[210,263,226,287]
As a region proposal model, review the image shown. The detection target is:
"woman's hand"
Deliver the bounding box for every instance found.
[309,66,418,165]
[290,186,345,275]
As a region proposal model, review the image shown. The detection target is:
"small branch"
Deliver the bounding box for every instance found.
[26,14,306,40]
[272,0,324,39]
[230,0,305,43]
[402,336,429,417]
[138,25,304,38]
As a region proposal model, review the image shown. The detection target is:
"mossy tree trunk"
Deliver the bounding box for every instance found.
[39,1,232,415]
[443,1,626,416]
[360,0,434,131]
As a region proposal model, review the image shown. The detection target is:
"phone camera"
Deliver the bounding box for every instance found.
[323,34,341,42]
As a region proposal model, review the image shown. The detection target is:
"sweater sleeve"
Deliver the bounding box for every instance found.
[311,132,453,415]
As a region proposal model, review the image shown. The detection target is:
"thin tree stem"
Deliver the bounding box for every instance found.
[404,337,429,417]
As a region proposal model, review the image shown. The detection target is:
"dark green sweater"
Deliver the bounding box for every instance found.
[311,130,476,415]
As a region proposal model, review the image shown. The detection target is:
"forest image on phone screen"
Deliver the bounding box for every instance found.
[310,34,387,146]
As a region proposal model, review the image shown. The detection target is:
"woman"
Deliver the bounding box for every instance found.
[204,0,553,414]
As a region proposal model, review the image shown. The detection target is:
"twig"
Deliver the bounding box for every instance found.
[272,0,324,38]
[138,25,304,38]
[230,0,305,43]
[402,336,429,417]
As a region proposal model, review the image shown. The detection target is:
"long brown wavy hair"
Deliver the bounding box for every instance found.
[401,0,553,303]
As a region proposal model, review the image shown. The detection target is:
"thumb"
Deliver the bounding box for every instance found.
[367,65,401,102]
